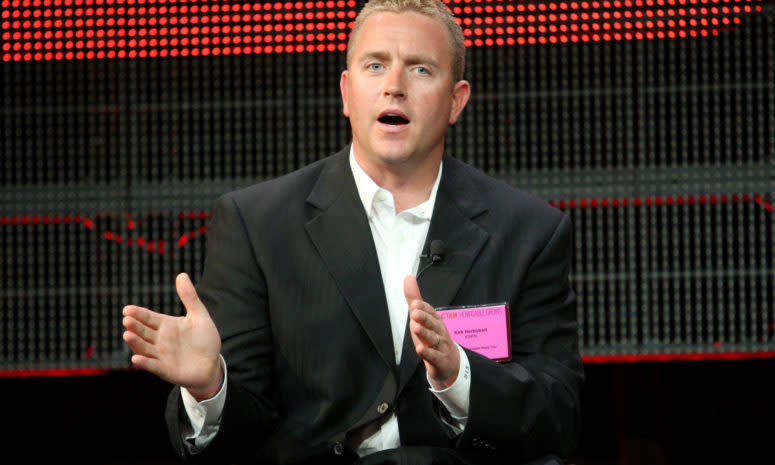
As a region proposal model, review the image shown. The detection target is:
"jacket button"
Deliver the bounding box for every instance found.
[333,442,344,455]
[377,402,389,414]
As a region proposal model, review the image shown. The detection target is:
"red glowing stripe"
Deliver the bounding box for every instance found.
[0,0,763,62]
[2,353,774,375]
[0,0,358,60]
[754,195,774,212]
[0,211,211,254]
[548,193,773,210]
[2,194,771,254]
[453,0,755,46]
[0,368,113,378]
[177,224,208,248]
[583,351,775,363]
[0,194,771,230]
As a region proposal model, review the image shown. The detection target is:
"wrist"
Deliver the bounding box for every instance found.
[189,363,224,402]
[430,371,458,391]
[429,344,463,390]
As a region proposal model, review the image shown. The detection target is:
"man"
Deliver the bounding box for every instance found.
[122,1,583,464]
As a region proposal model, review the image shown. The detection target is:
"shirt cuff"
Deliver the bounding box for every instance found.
[180,354,228,448]
[427,344,471,422]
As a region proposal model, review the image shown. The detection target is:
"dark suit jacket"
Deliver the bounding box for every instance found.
[166,147,584,464]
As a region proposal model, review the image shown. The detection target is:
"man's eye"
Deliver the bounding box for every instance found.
[368,63,383,71]
[415,67,429,75]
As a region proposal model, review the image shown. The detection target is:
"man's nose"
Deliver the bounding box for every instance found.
[382,67,406,98]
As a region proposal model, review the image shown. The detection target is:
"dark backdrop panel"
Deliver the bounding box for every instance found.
[1,1,774,370]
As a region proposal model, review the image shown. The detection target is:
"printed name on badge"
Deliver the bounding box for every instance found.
[436,303,511,362]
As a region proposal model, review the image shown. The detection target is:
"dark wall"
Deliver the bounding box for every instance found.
[4,358,775,464]
[2,2,774,370]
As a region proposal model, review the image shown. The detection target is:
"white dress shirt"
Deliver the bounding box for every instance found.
[180,147,471,455]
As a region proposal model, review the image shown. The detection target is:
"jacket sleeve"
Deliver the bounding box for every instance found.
[456,214,584,461]
[165,193,278,463]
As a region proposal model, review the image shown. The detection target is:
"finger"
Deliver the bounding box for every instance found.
[123,330,158,359]
[409,307,443,335]
[130,354,166,379]
[409,319,442,349]
[122,305,162,330]
[122,315,157,344]
[176,273,208,319]
[403,275,423,307]
[413,333,445,368]
[404,283,441,323]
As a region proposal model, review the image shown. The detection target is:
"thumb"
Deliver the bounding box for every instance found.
[403,274,423,306]
[176,272,207,319]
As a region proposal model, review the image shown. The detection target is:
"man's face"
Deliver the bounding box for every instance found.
[340,11,470,172]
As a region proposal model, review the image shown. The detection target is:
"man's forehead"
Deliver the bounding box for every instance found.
[351,11,451,61]
[359,10,445,34]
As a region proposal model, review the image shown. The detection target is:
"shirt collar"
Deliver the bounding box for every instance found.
[349,145,442,220]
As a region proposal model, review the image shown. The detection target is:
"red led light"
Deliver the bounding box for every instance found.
[0,0,761,62]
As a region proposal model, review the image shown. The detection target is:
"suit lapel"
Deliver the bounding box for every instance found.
[398,156,491,390]
[304,149,396,371]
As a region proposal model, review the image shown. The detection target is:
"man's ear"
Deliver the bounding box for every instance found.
[340,70,350,117]
[448,79,471,125]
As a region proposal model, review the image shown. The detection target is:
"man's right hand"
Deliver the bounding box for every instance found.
[122,272,223,400]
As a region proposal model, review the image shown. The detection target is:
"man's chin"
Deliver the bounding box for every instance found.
[376,151,414,165]
[365,144,415,166]
[353,139,435,170]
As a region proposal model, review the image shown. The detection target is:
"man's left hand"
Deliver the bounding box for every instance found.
[404,275,460,390]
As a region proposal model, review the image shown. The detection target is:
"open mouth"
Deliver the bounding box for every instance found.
[378,113,410,126]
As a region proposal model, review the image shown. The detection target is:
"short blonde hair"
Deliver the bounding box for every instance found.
[346,0,466,82]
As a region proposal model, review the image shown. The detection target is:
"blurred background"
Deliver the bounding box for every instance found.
[2,1,774,463]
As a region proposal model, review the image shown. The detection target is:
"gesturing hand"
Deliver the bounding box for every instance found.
[122,273,222,399]
[405,275,460,390]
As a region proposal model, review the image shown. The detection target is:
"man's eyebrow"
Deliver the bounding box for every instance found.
[403,54,441,69]
[357,51,391,63]
[357,51,441,69]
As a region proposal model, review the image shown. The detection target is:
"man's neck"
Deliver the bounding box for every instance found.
[353,151,442,213]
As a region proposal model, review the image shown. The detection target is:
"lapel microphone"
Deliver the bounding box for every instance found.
[416,240,446,279]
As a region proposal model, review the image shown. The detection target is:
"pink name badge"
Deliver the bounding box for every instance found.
[437,303,511,362]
